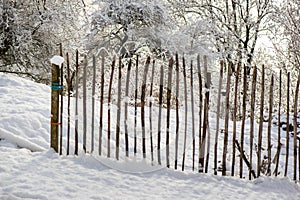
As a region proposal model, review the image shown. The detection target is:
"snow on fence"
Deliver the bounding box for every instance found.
[50,49,300,182]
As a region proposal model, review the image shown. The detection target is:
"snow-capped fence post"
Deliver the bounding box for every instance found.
[50,55,64,153]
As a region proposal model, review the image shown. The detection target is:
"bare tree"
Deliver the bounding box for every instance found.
[169,0,273,68]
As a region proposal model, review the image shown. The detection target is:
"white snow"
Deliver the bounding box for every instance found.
[0,72,300,199]
[50,55,65,67]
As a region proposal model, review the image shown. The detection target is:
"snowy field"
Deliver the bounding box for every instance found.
[1,72,300,199]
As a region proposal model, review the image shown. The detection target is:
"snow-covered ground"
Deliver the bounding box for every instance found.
[1,72,300,199]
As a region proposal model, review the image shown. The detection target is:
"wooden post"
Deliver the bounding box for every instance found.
[116,57,122,160]
[274,70,282,176]
[134,55,139,156]
[91,55,96,153]
[74,50,79,155]
[50,55,64,153]
[166,57,173,168]
[190,61,196,171]
[82,55,87,153]
[66,52,71,155]
[257,65,265,177]
[249,66,257,179]
[141,56,150,159]
[197,55,203,173]
[293,71,300,181]
[214,61,224,175]
[59,45,63,156]
[267,75,274,176]
[284,72,290,176]
[182,57,188,171]
[199,56,209,173]
[231,64,240,176]
[51,63,60,153]
[240,65,247,178]
[158,64,164,165]
[149,60,155,163]
[107,56,116,158]
[175,54,180,169]
[124,59,132,157]
[222,62,231,176]
[99,55,105,156]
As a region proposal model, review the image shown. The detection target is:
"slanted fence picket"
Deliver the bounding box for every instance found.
[50,50,300,183]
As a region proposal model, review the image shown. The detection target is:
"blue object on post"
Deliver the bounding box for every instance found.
[51,82,64,91]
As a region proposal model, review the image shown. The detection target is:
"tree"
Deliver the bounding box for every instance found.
[0,0,84,82]
[272,0,300,71]
[87,0,173,58]
[169,0,273,68]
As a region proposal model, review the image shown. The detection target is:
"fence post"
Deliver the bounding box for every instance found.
[50,55,64,153]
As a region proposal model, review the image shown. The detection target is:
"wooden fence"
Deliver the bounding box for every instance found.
[50,49,300,182]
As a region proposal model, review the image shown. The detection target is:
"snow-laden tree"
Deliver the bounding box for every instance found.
[0,0,84,82]
[86,0,176,58]
[272,0,300,72]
